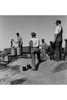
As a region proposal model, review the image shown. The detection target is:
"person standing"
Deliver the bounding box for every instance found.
[54,20,63,61]
[63,39,67,60]
[40,39,47,61]
[49,41,55,60]
[13,33,23,55]
[29,32,41,70]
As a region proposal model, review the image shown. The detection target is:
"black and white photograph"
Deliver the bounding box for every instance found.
[0,0,67,100]
[0,16,67,84]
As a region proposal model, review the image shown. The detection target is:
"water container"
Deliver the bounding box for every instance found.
[4,56,8,61]
[11,46,16,56]
[17,47,21,56]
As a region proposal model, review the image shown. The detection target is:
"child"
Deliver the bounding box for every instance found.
[40,39,47,61]
[63,39,67,60]
[49,41,55,60]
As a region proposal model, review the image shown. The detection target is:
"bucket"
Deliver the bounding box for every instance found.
[17,47,21,56]
[11,46,16,56]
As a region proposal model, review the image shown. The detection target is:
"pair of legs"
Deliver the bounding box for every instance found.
[31,47,41,70]
[50,52,54,60]
[55,41,62,61]
[20,45,23,55]
[40,49,47,61]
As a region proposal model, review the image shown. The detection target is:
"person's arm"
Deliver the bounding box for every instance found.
[13,40,18,44]
[21,38,23,45]
[38,39,40,47]
[29,40,33,47]
[54,34,57,41]
[45,43,48,49]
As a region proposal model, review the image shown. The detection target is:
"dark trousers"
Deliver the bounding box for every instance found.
[63,51,67,60]
[21,45,23,55]
[55,41,62,61]
[50,52,54,60]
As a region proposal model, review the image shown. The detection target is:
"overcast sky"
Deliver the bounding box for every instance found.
[0,16,67,50]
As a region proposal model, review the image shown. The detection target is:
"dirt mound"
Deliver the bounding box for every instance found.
[38,59,56,72]
[8,58,31,67]
[53,62,67,73]
[0,57,67,84]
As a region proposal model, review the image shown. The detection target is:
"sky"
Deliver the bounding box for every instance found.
[0,16,67,50]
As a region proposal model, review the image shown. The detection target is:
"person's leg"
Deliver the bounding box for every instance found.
[31,53,36,69]
[43,49,47,60]
[53,53,55,60]
[31,48,36,69]
[40,49,46,61]
[50,53,52,60]
[37,49,41,63]
[59,41,62,60]
[63,51,66,60]
[21,45,23,55]
[55,42,60,61]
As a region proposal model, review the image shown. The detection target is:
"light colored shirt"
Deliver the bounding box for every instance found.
[55,25,61,34]
[30,37,40,47]
[41,43,47,50]
[54,25,61,41]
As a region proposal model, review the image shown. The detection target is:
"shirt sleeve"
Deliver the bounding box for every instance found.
[55,26,61,34]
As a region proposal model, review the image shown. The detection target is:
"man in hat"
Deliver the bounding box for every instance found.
[54,20,63,61]
[29,32,41,70]
[13,33,23,54]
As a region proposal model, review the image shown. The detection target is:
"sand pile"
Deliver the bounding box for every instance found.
[8,58,32,67]
[0,58,67,84]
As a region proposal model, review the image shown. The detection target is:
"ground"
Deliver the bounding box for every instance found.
[0,57,67,84]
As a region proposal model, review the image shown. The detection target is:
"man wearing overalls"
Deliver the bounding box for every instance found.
[54,20,63,61]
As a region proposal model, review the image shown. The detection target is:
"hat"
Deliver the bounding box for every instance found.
[31,32,36,37]
[56,20,61,24]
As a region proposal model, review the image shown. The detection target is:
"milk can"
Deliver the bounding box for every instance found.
[17,47,21,56]
[11,46,16,56]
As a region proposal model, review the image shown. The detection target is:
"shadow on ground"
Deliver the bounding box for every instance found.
[10,77,26,85]
[0,64,8,70]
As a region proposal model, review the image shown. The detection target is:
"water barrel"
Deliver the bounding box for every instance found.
[17,47,21,56]
[11,46,16,56]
